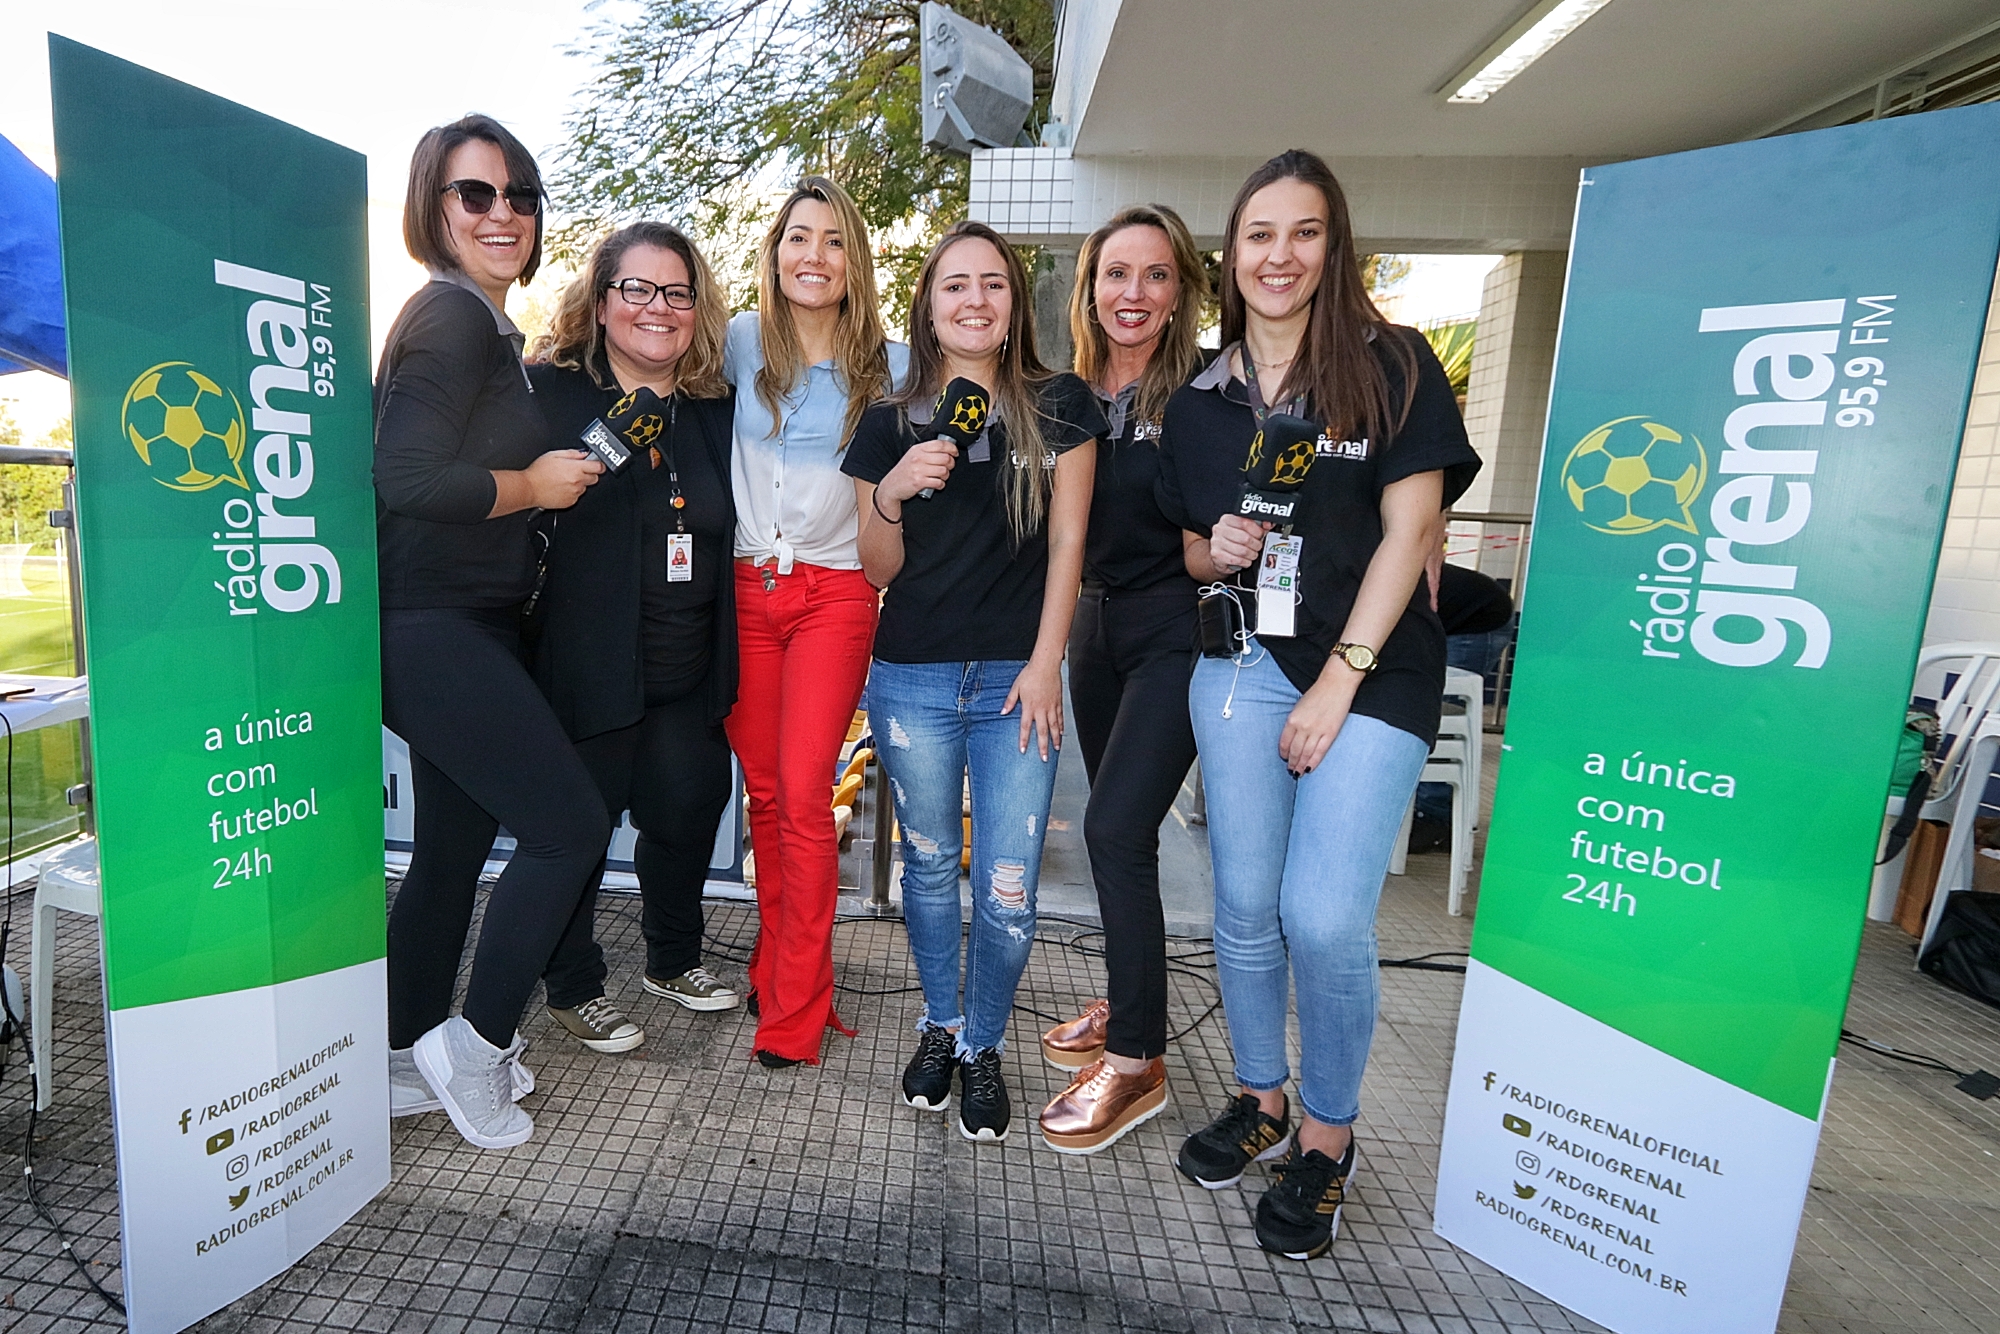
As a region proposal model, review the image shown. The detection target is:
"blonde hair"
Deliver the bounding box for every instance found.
[754,176,892,443]
[893,221,1054,543]
[529,222,729,398]
[1069,205,1209,428]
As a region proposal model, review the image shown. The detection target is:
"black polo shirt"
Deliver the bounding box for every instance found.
[843,373,1106,663]
[1084,380,1199,595]
[1155,327,1480,746]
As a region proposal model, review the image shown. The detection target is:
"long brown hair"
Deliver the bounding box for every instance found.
[403,114,545,285]
[1069,204,1209,428]
[529,221,729,398]
[1220,150,1415,444]
[753,176,892,443]
[893,221,1055,542]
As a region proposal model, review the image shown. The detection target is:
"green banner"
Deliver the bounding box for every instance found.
[55,39,383,1009]
[1436,106,2000,1334]
[53,37,388,1334]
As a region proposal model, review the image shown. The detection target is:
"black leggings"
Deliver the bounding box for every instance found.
[384,607,610,1049]
[541,686,735,1008]
[1068,585,1199,1060]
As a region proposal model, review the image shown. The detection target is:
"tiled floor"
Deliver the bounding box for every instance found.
[2,735,1999,1333]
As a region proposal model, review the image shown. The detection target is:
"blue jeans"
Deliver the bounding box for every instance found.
[1189,648,1429,1126]
[869,659,1060,1054]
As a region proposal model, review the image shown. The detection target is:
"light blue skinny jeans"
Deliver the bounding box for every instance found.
[1189,647,1430,1126]
[869,659,1060,1055]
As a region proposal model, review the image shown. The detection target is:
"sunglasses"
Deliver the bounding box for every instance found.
[607,278,696,310]
[443,179,542,217]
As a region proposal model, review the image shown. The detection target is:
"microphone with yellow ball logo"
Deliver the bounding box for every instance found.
[581,385,672,473]
[1238,411,1319,527]
[917,376,990,499]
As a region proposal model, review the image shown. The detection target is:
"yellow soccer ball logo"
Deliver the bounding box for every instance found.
[626,414,665,449]
[121,362,249,492]
[949,393,988,434]
[1270,436,1314,486]
[1560,416,1706,535]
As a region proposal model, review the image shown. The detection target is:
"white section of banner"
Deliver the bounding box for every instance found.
[1433,961,1822,1334]
[107,958,389,1334]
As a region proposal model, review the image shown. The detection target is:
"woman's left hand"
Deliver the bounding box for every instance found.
[1279,675,1357,775]
[1004,659,1065,760]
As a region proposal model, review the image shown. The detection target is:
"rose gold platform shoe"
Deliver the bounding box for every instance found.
[1040,998,1110,1069]
[1038,1057,1168,1155]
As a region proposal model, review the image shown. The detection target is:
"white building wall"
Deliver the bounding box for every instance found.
[1458,251,1566,517]
[1924,259,2000,648]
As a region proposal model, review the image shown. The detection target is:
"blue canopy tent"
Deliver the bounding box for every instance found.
[0,132,66,379]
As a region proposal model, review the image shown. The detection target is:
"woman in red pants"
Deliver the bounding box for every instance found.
[723,176,909,1067]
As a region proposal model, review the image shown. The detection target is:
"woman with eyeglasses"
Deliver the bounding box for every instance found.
[1155,150,1478,1259]
[523,222,741,1054]
[1034,205,1210,1156]
[374,115,607,1150]
[844,221,1105,1143]
[722,177,907,1068]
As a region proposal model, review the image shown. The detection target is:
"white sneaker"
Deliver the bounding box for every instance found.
[391,1038,534,1118]
[413,1017,534,1149]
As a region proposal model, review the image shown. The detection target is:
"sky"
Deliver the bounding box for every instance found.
[0,1,1497,443]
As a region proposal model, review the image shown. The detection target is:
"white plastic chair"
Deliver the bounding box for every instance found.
[29,837,99,1112]
[1389,733,1474,916]
[1870,642,2000,920]
[1440,667,1485,829]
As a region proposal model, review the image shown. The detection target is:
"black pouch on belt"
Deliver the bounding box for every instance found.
[1197,587,1244,659]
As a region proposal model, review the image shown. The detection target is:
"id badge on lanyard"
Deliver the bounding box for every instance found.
[1244,353,1305,639]
[659,397,694,583]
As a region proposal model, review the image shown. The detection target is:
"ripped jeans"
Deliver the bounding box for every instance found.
[869,658,1059,1055]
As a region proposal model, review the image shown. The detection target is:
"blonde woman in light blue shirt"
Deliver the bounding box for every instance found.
[722,176,909,1068]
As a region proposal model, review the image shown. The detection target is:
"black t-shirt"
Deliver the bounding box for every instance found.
[842,373,1107,663]
[626,402,729,700]
[1083,381,1198,595]
[373,283,552,609]
[1155,328,1480,746]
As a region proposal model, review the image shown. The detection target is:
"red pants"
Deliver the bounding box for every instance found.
[726,560,877,1061]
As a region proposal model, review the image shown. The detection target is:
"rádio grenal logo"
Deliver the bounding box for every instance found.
[1561,416,1706,536]
[121,362,249,492]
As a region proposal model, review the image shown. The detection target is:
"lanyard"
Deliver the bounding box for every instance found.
[1241,347,1306,426]
[652,395,686,533]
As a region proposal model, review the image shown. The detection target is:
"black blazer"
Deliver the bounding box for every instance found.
[526,362,739,739]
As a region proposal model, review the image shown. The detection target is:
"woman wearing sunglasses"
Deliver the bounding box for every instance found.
[722,177,907,1068]
[374,115,607,1150]
[524,222,741,1051]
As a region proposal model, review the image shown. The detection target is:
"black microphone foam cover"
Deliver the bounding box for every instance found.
[930,377,990,448]
[1243,412,1319,493]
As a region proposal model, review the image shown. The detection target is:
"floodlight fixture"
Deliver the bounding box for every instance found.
[920,0,1034,155]
[1442,0,1618,105]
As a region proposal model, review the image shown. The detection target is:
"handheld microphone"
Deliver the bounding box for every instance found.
[581,386,671,472]
[917,377,989,499]
[1238,412,1318,525]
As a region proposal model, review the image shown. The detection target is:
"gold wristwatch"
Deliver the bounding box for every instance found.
[1330,642,1379,673]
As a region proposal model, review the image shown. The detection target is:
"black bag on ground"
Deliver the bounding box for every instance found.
[1918,891,2000,1010]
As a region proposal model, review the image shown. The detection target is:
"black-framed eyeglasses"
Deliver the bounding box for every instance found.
[607,278,696,310]
[443,179,542,217]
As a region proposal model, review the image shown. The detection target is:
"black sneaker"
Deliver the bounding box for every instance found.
[901,1024,957,1112]
[1255,1139,1359,1260]
[957,1047,1011,1142]
[1176,1092,1293,1188]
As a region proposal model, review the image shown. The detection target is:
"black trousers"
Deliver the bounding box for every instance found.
[541,685,735,1008]
[383,607,610,1049]
[1068,585,1199,1059]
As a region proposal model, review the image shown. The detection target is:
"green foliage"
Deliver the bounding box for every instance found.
[1422,318,1477,398]
[553,0,1056,321]
[0,409,67,553]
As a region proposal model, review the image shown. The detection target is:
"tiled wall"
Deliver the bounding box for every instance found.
[970,148,1587,252]
[1458,251,1566,517]
[1923,259,2000,649]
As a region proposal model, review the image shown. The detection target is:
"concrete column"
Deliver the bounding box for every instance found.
[1033,247,1078,372]
[1458,251,1567,517]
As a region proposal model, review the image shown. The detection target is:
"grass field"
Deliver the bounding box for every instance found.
[0,553,83,856]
